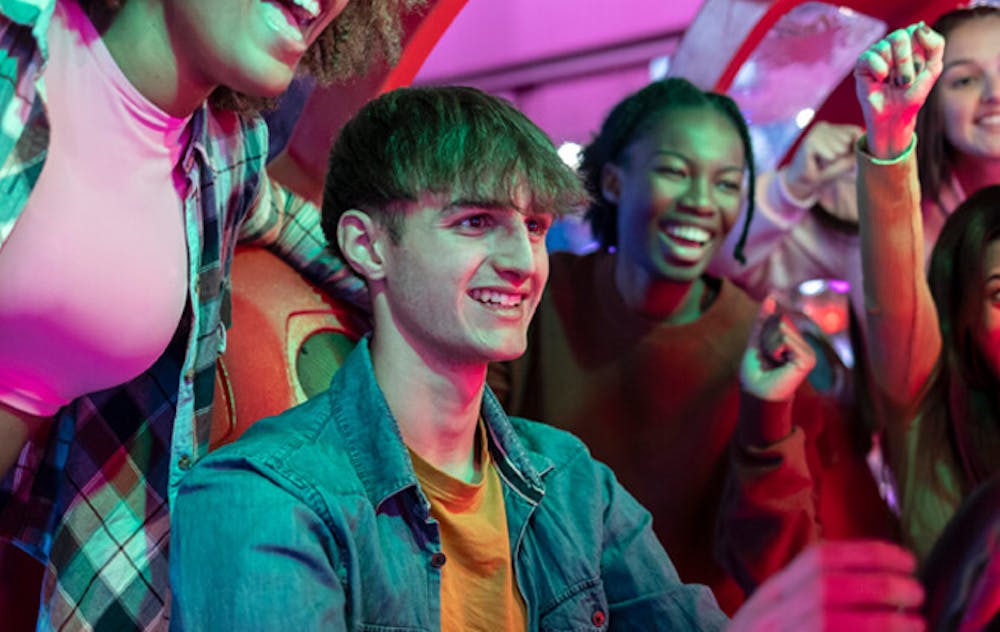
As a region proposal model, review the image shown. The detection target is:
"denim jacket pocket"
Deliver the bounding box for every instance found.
[539,576,609,632]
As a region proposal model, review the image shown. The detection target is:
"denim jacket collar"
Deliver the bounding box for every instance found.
[328,336,552,513]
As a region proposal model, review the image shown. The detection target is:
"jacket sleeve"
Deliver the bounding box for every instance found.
[715,393,819,594]
[169,458,348,632]
[708,168,860,302]
[856,136,941,410]
[238,172,370,311]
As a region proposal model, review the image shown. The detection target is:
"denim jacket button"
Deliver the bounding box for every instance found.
[591,609,606,627]
[430,552,447,568]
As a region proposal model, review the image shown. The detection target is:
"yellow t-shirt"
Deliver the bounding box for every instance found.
[409,425,527,631]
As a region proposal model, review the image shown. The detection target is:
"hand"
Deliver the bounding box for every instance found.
[740,297,816,403]
[854,22,945,159]
[729,540,926,631]
[782,122,863,205]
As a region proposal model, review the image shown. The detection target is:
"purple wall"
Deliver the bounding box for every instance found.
[415,0,705,145]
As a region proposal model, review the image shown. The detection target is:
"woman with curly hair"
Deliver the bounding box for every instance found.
[0,0,421,627]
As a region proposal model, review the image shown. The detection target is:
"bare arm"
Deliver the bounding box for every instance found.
[0,403,46,479]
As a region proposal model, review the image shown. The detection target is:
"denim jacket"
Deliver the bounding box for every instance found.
[170,338,727,631]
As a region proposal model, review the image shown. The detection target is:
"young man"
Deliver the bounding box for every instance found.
[169,86,926,630]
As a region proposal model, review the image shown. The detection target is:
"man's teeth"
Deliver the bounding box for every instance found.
[979,113,1000,125]
[666,225,710,245]
[470,289,523,307]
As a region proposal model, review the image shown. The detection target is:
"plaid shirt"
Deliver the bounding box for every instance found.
[0,2,366,629]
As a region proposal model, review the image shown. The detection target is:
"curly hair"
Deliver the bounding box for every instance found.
[321,86,589,262]
[79,0,427,114]
[916,5,1000,209]
[579,78,756,263]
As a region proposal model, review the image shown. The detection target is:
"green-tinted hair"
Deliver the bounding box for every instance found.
[321,85,589,258]
[579,77,756,263]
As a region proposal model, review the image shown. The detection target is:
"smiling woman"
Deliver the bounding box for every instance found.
[80,0,422,112]
[489,77,841,615]
[0,0,423,628]
[851,15,1000,596]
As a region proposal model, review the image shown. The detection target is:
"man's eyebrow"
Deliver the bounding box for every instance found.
[441,198,513,213]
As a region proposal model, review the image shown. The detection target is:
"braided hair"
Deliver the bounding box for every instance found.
[580,77,756,263]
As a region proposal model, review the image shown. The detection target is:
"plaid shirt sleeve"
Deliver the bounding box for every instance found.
[238,172,370,311]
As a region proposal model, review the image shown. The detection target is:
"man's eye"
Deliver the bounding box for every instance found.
[459,215,491,229]
[526,217,551,235]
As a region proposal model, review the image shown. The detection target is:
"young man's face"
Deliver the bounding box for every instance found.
[377,192,553,368]
[163,0,349,98]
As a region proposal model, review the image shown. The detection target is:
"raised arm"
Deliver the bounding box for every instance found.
[717,301,821,591]
[239,174,369,310]
[708,122,863,302]
[853,23,945,407]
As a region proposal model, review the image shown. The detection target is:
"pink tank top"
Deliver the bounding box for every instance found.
[0,0,191,415]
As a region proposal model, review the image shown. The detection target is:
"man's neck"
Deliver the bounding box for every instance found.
[370,331,486,483]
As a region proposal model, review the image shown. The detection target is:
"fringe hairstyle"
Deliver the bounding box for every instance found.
[321,86,589,261]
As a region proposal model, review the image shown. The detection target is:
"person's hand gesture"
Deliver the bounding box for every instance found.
[740,297,816,404]
[854,22,945,159]
[729,540,926,631]
[782,122,863,209]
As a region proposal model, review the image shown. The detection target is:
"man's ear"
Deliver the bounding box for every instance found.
[338,210,388,282]
[600,163,622,204]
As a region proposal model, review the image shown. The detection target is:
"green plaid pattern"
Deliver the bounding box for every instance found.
[0,2,366,629]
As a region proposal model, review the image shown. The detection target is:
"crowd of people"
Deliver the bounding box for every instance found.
[0,0,998,629]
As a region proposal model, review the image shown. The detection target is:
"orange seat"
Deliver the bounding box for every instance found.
[210,247,369,449]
